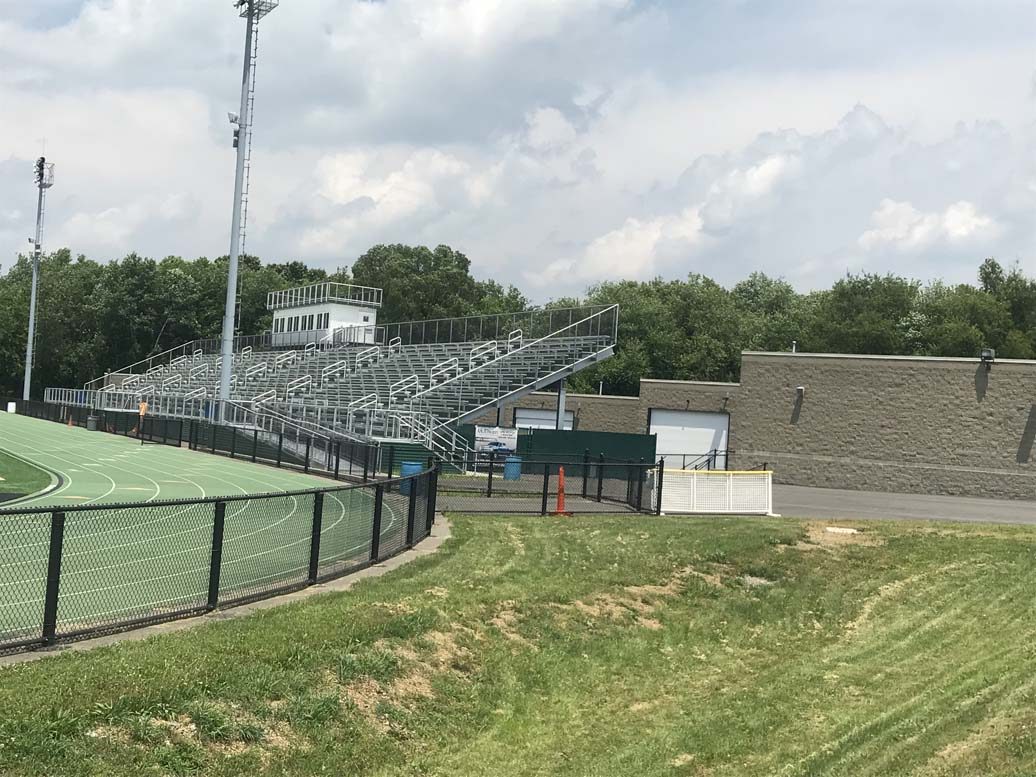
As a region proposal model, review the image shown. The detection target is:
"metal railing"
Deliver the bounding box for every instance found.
[0,403,435,656]
[267,281,383,310]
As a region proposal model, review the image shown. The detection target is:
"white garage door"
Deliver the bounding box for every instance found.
[649,409,729,470]
[515,407,575,430]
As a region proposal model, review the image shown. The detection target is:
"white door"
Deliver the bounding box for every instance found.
[515,407,575,430]
[649,409,729,470]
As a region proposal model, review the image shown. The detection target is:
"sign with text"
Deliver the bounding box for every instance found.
[474,426,518,454]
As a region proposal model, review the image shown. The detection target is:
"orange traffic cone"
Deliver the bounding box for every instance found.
[551,466,573,516]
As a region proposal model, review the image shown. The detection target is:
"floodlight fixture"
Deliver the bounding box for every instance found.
[228,111,240,125]
[24,156,54,400]
[980,347,995,371]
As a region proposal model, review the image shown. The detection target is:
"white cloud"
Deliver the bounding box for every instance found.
[858,199,996,251]
[1,0,1033,297]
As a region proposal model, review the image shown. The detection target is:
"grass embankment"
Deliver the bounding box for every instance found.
[0,515,1034,776]
[0,449,51,501]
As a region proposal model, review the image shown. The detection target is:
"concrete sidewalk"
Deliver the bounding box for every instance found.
[775,484,1036,525]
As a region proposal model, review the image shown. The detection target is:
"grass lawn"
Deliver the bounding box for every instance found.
[0,449,52,501]
[0,514,1034,776]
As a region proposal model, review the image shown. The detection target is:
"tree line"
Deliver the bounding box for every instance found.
[0,245,1031,399]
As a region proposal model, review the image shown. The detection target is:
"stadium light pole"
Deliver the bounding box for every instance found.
[218,0,278,419]
[23,156,54,401]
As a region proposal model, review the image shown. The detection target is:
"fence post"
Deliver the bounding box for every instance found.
[581,449,589,498]
[386,446,396,482]
[405,475,418,547]
[178,418,185,447]
[334,442,341,480]
[252,429,259,463]
[487,451,495,499]
[308,493,324,583]
[210,422,218,454]
[304,437,312,473]
[229,427,237,459]
[636,457,646,511]
[362,447,370,482]
[426,467,438,528]
[41,511,67,645]
[540,463,550,516]
[596,453,605,502]
[370,484,385,561]
[276,432,283,468]
[656,459,665,515]
[188,420,196,450]
[207,502,226,611]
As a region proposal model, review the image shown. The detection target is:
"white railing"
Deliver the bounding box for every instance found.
[657,470,774,515]
[355,346,380,370]
[185,387,207,401]
[162,375,182,390]
[304,342,317,356]
[469,340,498,369]
[321,360,349,384]
[507,329,523,351]
[137,384,156,397]
[388,336,402,355]
[252,389,277,404]
[190,364,209,381]
[192,349,204,361]
[170,355,188,369]
[275,351,297,368]
[266,281,383,310]
[145,366,164,379]
[246,362,269,381]
[122,375,140,389]
[389,375,420,405]
[286,375,312,397]
[429,358,459,386]
[241,345,253,359]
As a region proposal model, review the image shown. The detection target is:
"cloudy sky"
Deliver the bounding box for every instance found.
[1,0,1034,299]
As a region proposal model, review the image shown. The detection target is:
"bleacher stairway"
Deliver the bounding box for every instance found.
[48,305,618,465]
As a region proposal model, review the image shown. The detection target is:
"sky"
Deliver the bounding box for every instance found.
[1,0,1034,300]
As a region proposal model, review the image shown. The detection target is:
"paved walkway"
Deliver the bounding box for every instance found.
[775,484,1036,525]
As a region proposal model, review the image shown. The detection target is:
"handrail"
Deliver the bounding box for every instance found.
[468,341,498,369]
[304,342,317,356]
[355,346,380,370]
[286,375,312,397]
[170,355,188,369]
[321,360,349,383]
[246,362,269,380]
[388,336,402,355]
[348,393,379,411]
[162,375,181,390]
[429,357,459,386]
[137,384,156,397]
[189,364,209,381]
[241,345,253,359]
[389,375,420,405]
[192,349,204,361]
[507,329,523,351]
[252,389,277,404]
[184,387,206,401]
[411,304,618,406]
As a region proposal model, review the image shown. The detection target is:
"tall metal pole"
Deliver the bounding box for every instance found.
[218,3,256,417]
[23,164,46,401]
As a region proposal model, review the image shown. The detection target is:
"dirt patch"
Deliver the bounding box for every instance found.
[506,524,527,555]
[671,753,695,766]
[628,700,656,713]
[557,565,724,629]
[803,526,886,551]
[741,575,774,588]
[424,586,449,598]
[931,707,1033,766]
[489,603,538,650]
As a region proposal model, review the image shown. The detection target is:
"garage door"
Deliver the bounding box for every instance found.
[515,407,575,430]
[649,409,729,470]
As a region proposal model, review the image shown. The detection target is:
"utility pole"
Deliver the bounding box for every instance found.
[23,156,54,401]
[218,0,278,419]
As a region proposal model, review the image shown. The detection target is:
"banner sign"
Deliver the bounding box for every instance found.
[474,426,518,454]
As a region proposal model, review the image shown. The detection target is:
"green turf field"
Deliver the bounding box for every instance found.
[0,413,414,647]
[0,449,53,503]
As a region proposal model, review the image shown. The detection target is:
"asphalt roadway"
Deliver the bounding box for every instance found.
[775,484,1036,525]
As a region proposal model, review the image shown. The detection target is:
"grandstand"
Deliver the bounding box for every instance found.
[47,283,618,466]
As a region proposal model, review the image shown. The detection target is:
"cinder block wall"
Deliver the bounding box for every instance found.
[470,379,738,437]
[735,352,1036,499]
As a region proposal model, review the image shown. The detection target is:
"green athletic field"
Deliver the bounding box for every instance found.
[0,412,415,649]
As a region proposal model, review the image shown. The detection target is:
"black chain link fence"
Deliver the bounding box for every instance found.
[436,453,662,515]
[0,470,438,655]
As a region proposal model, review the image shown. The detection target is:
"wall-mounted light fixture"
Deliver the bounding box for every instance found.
[980,348,995,372]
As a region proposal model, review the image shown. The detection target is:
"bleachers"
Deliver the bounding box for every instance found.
[71,305,618,462]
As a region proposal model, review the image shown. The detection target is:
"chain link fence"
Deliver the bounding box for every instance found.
[0,469,438,655]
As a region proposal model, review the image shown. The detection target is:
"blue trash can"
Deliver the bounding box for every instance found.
[400,461,423,495]
[504,456,522,481]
